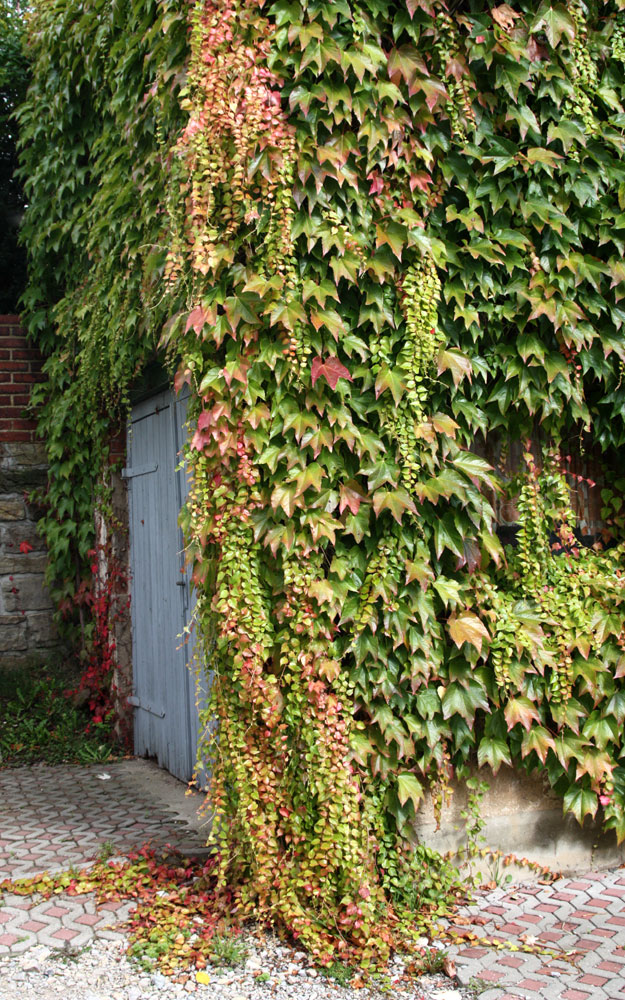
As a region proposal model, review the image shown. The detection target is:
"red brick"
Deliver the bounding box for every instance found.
[0,360,29,372]
[479,969,505,982]
[0,933,20,946]
[20,920,47,933]
[41,905,70,917]
[536,964,571,977]
[0,431,33,442]
[535,902,559,913]
[499,956,525,968]
[516,978,550,991]
[586,897,612,908]
[607,916,625,926]
[0,418,35,431]
[538,930,565,943]
[561,991,592,1000]
[590,927,617,938]
[12,373,39,384]
[575,937,601,950]
[10,349,40,361]
[578,973,609,986]
[51,928,78,941]
[596,959,625,972]
[0,407,26,417]
[0,337,28,348]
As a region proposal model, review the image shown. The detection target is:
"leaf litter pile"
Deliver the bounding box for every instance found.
[0,845,574,989]
[0,846,469,985]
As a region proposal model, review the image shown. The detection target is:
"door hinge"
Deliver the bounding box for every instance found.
[128,695,166,718]
[122,463,158,479]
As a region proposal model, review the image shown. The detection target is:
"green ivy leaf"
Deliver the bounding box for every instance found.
[396,773,425,810]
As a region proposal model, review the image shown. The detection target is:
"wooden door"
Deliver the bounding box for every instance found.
[125,388,204,782]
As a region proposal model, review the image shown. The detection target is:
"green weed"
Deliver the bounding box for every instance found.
[0,663,121,767]
[97,841,116,862]
[325,961,354,987]
[208,932,248,968]
[419,947,448,975]
[467,977,491,996]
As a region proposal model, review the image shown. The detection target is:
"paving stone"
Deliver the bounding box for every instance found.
[442,864,625,1000]
[3,759,625,999]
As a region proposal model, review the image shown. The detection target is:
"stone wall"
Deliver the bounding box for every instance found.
[0,315,61,669]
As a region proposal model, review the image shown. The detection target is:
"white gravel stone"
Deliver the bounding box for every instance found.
[0,932,477,1000]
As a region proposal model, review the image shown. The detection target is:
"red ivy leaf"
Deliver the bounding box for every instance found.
[311,356,353,390]
[19,541,33,554]
[339,481,368,516]
[406,0,436,16]
[185,305,214,335]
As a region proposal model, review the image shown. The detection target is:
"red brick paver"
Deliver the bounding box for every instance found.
[445,866,625,1000]
[0,760,207,959]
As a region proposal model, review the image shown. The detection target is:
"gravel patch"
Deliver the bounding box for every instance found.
[0,933,476,1000]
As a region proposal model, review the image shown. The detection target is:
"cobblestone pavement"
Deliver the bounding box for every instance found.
[1,761,625,998]
[445,868,625,998]
[0,759,208,954]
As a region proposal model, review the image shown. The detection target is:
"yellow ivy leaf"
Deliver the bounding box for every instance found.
[448,612,490,654]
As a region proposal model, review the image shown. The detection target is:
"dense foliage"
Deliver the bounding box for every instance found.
[19,0,625,967]
[0,0,28,311]
[18,0,188,614]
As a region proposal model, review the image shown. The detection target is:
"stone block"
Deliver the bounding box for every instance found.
[0,441,47,469]
[0,498,25,520]
[25,611,59,647]
[1,574,54,612]
[0,521,46,551]
[24,498,46,521]
[0,552,47,575]
[0,614,27,652]
[0,467,47,493]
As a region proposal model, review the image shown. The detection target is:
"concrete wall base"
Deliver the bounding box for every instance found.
[415,765,624,881]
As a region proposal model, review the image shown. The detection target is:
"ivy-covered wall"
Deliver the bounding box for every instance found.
[18,0,625,966]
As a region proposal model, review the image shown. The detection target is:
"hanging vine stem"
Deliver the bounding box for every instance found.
[566,0,598,139]
[389,253,444,493]
[433,8,476,143]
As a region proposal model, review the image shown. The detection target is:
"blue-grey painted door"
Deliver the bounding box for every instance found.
[125,388,204,783]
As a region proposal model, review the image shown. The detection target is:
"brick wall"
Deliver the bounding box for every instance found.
[0,315,61,669]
